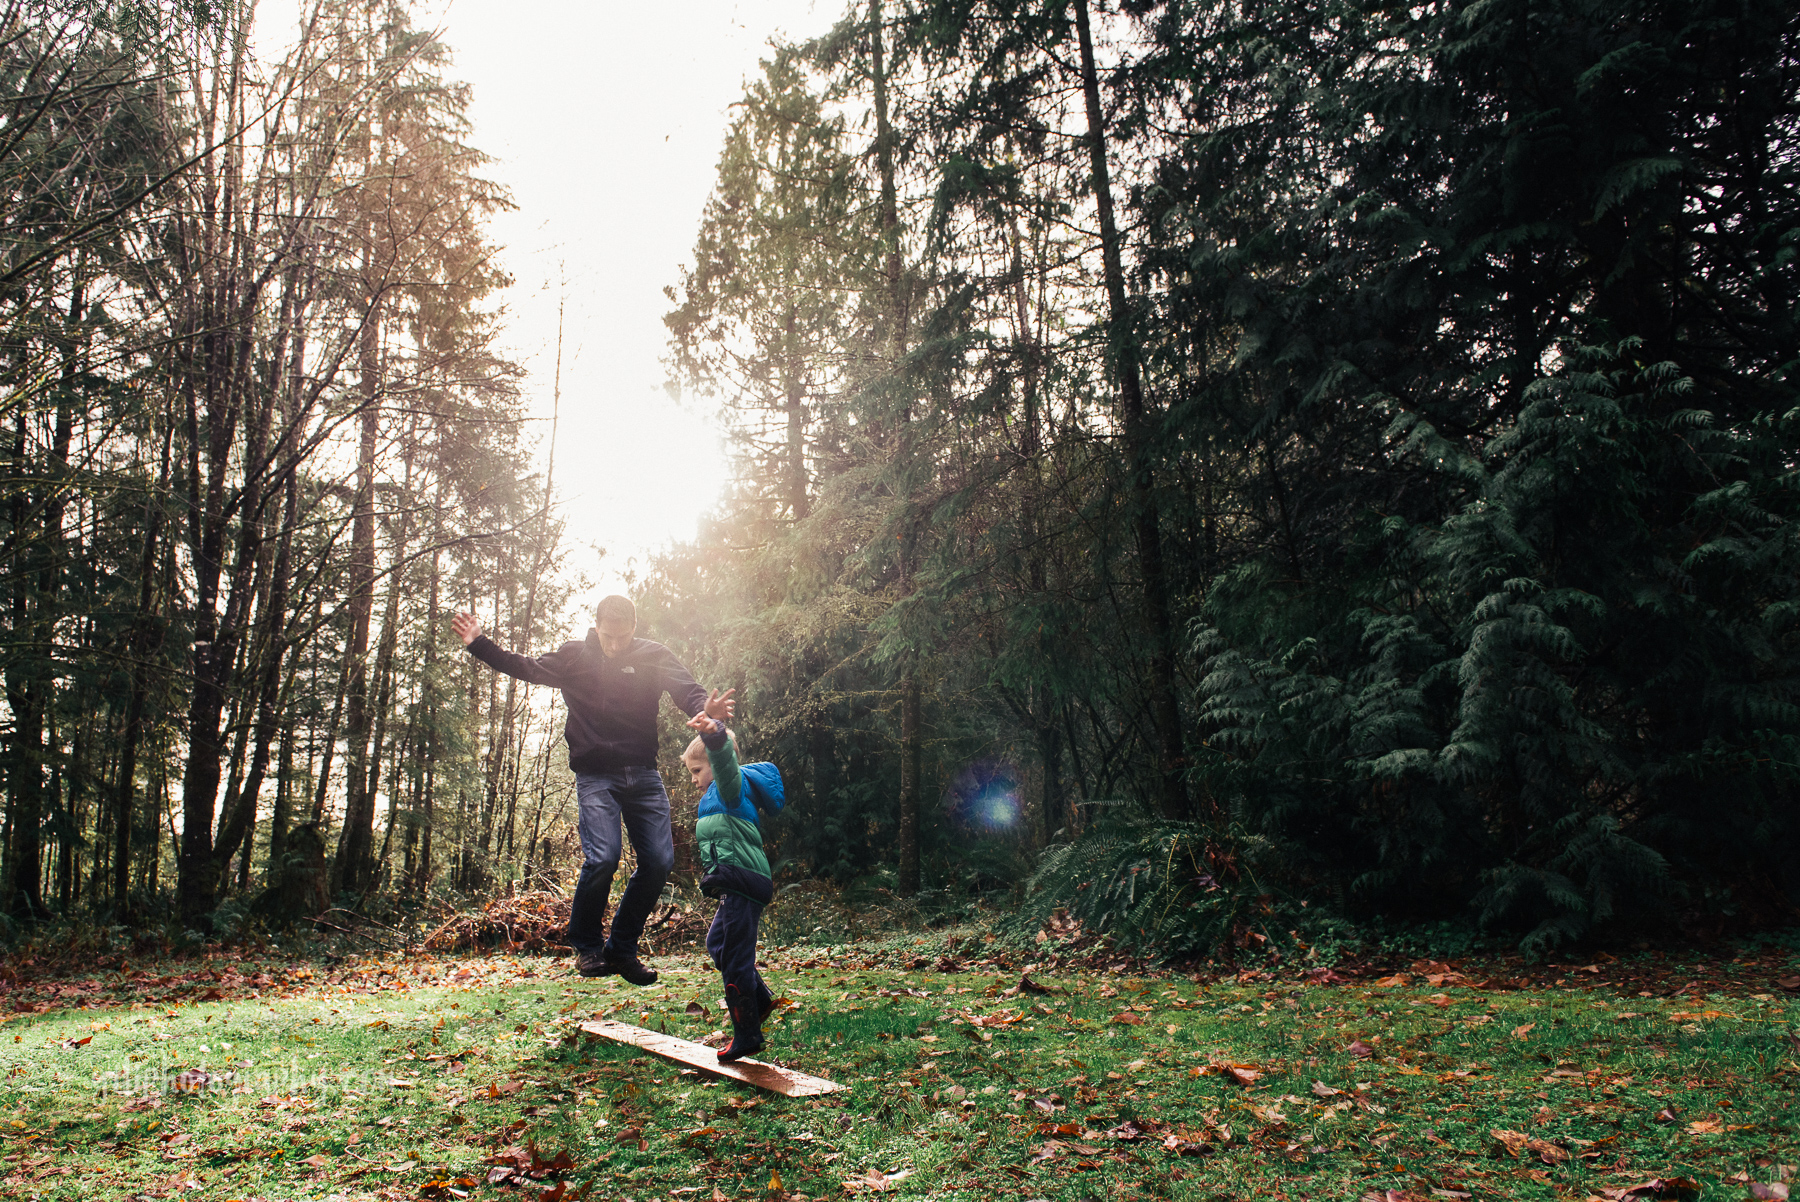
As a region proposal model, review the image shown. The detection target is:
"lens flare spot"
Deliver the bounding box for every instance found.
[945,759,1022,833]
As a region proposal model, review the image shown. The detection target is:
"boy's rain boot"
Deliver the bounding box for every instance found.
[755,980,776,1023]
[718,983,766,1064]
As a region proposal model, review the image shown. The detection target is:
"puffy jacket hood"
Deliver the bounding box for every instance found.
[742,761,785,816]
[697,761,785,827]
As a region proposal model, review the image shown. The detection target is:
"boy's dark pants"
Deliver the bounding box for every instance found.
[702,865,774,1036]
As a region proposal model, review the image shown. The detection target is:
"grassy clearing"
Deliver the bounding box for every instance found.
[1,940,1796,1201]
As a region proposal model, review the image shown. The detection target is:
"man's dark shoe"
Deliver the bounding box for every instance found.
[602,952,658,987]
[576,951,611,978]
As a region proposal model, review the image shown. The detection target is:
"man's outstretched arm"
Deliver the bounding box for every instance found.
[453,611,566,686]
[657,644,715,717]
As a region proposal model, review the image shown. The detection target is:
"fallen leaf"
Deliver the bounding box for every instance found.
[1685,1118,1723,1135]
[685,1001,709,1019]
[60,1035,93,1049]
[1749,1186,1790,1201]
[1346,1040,1375,1059]
[1225,1066,1262,1086]
[1311,1081,1342,1097]
[1111,1011,1145,1026]
[1490,1128,1528,1158]
[299,1154,333,1167]
[1525,1138,1570,1164]
[1374,974,1411,987]
[1512,1022,1536,1040]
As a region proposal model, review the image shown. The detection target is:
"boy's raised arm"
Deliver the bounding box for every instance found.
[687,711,743,808]
[452,611,568,686]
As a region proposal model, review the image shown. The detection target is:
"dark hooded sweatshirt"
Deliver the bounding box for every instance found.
[467,631,706,772]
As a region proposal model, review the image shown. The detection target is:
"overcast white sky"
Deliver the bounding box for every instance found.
[436,0,841,601]
[273,0,839,613]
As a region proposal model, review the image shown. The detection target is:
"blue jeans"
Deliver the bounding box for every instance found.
[569,768,675,957]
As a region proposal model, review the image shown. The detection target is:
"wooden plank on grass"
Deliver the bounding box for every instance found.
[578,1019,847,1097]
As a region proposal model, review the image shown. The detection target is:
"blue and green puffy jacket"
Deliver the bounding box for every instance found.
[695,727,784,891]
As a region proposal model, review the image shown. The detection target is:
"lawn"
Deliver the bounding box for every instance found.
[1,935,1796,1201]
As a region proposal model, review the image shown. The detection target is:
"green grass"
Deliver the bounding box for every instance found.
[0,945,1796,1201]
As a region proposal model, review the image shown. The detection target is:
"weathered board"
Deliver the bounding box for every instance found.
[577,1019,847,1097]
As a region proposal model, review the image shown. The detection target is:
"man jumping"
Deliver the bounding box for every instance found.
[452,594,731,986]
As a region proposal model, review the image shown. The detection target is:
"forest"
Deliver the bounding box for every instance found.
[3,0,1798,961]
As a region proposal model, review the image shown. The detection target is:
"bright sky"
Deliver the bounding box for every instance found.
[265,0,827,612]
[432,0,839,600]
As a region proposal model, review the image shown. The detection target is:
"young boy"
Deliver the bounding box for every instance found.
[683,711,784,1062]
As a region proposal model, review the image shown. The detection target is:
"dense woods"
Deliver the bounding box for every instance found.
[3,0,1796,954]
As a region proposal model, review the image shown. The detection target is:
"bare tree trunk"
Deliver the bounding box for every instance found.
[311,636,350,826]
[333,279,382,896]
[1073,0,1187,819]
[217,453,301,887]
[268,709,297,872]
[174,20,274,922]
[4,469,45,916]
[358,570,402,894]
[415,519,443,895]
[114,407,173,915]
[870,0,923,895]
[898,673,921,895]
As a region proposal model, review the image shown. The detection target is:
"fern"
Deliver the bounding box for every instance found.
[1002,815,1287,959]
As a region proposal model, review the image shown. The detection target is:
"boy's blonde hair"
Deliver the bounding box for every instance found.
[684,728,736,763]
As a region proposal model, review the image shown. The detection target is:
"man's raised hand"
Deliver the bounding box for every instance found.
[702,687,736,723]
[452,612,482,646]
